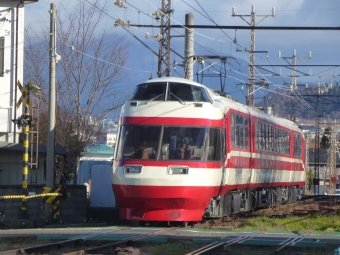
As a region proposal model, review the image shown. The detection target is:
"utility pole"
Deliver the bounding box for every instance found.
[47,3,59,189]
[298,89,340,195]
[328,127,337,195]
[232,5,275,107]
[305,133,312,195]
[184,13,194,81]
[157,0,172,77]
[278,50,311,122]
[314,91,320,195]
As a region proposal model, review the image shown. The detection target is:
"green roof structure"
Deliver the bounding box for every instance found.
[83,144,114,155]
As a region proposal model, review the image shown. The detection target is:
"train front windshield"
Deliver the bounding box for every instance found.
[117,125,225,161]
[130,82,212,102]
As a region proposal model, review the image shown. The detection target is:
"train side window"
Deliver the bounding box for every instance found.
[275,128,282,153]
[294,133,302,157]
[261,123,265,150]
[269,125,274,151]
[274,128,290,155]
[256,121,274,152]
[285,132,290,154]
[231,113,248,148]
[244,118,248,147]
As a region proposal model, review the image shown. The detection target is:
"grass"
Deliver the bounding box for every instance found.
[0,237,51,252]
[234,214,340,232]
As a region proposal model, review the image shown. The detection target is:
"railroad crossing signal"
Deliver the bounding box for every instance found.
[16,80,40,109]
[12,79,40,219]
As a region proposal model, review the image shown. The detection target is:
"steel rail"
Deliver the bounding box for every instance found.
[186,235,254,255]
[0,227,130,255]
[82,227,180,254]
[275,234,305,254]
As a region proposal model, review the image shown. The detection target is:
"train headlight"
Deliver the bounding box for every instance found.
[124,165,142,174]
[167,166,189,175]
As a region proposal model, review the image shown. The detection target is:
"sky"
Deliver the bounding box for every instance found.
[25,0,340,104]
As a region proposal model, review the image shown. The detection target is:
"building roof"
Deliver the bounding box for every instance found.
[82,144,114,155]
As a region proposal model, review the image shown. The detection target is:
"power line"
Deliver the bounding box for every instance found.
[128,24,340,30]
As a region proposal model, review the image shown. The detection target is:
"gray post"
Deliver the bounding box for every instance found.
[184,13,194,80]
[46,3,56,188]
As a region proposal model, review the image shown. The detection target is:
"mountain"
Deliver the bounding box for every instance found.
[255,82,340,123]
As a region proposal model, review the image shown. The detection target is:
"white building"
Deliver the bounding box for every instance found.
[96,128,118,148]
[0,1,37,143]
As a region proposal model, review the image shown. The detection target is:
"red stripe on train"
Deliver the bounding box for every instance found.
[118,160,223,168]
[228,156,304,171]
[122,116,224,127]
[119,159,304,172]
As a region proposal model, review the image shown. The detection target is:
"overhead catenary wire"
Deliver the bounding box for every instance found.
[83,0,338,111]
[58,38,151,74]
[110,0,317,96]
[143,0,229,43]
[181,0,246,51]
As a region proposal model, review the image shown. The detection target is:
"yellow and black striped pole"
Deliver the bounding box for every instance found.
[13,80,39,219]
[21,99,31,219]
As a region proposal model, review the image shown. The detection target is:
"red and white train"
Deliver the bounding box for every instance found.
[112,77,305,224]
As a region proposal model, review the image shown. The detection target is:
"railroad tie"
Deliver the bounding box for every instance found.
[275,234,305,253]
[224,235,253,247]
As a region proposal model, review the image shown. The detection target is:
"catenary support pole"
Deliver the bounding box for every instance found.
[184,13,194,81]
[46,3,56,188]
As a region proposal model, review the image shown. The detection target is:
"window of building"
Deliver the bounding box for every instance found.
[0,37,4,76]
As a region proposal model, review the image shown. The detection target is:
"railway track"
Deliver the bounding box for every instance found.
[0,196,339,255]
[0,223,338,255]
[192,195,340,229]
[254,195,340,218]
[0,227,180,255]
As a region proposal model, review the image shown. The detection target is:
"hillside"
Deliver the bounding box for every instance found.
[255,82,340,123]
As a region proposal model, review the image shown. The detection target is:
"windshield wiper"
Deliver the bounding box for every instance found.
[145,94,163,104]
[169,92,186,105]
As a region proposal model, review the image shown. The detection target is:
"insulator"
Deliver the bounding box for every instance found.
[114,18,126,27]
[114,0,125,8]
[152,10,162,19]
[154,34,163,41]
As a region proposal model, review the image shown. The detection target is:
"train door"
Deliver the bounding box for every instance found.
[224,114,231,188]
[289,130,294,182]
[218,115,228,196]
[248,114,255,186]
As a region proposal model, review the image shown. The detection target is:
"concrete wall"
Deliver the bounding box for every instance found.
[0,185,87,227]
[0,149,45,185]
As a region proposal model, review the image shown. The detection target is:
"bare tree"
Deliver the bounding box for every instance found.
[24,0,131,164]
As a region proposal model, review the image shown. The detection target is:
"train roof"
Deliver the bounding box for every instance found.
[138,77,301,134]
[212,91,301,132]
[143,77,205,87]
